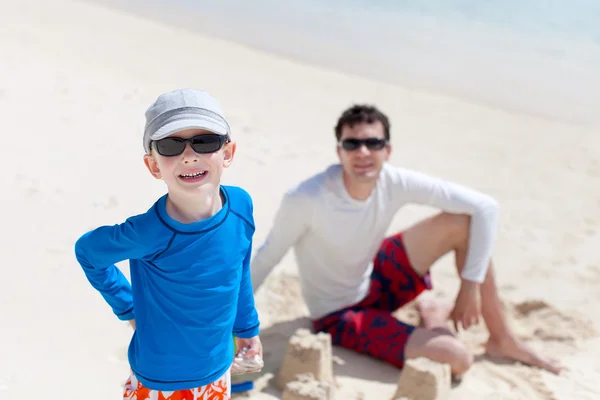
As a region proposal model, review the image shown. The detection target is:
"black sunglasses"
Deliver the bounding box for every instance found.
[339,137,388,151]
[152,134,230,157]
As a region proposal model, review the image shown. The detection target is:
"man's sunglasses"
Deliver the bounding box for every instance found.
[152,133,230,157]
[339,138,388,151]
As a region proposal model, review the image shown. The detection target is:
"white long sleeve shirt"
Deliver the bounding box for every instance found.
[251,163,499,320]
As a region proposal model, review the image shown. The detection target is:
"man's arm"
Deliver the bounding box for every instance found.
[74,219,149,321]
[251,189,311,292]
[393,167,499,284]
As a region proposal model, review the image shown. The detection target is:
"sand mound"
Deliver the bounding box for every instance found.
[509,299,598,343]
[282,373,335,400]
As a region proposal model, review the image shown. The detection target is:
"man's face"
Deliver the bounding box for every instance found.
[336,121,390,184]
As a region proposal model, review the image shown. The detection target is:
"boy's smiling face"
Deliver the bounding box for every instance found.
[143,128,236,197]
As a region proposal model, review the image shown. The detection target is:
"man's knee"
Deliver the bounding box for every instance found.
[405,328,473,376]
[428,334,473,376]
[445,338,473,376]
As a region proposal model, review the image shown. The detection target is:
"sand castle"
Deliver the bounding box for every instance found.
[276,329,451,400]
[391,357,451,400]
[276,328,334,393]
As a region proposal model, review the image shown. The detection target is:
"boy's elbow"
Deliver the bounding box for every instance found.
[74,232,93,267]
[74,234,85,259]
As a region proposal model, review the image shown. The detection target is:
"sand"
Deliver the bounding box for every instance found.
[1,0,599,399]
[281,373,335,400]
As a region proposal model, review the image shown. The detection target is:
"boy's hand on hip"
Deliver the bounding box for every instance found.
[129,319,136,330]
[450,280,480,332]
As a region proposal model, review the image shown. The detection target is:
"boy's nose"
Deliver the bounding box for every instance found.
[182,143,199,164]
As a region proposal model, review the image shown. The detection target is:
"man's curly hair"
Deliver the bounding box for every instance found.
[334,104,391,141]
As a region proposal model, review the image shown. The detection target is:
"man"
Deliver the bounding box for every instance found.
[251,104,562,377]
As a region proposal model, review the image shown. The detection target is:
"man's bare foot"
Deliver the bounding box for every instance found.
[486,337,564,375]
[416,297,453,329]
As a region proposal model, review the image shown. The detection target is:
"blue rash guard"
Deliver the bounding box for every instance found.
[74,185,260,390]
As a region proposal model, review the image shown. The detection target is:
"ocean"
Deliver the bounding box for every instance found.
[86,0,600,126]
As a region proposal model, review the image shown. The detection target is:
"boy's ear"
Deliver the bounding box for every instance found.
[144,153,163,180]
[222,140,236,168]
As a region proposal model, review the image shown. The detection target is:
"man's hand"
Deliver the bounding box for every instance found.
[129,319,136,330]
[450,280,480,332]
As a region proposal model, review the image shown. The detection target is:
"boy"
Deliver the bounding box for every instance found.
[74,88,262,399]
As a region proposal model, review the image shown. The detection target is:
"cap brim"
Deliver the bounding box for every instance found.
[150,118,229,141]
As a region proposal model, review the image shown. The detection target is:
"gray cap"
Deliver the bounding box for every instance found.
[143,88,231,154]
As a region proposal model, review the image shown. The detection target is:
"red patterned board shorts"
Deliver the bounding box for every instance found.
[312,232,432,369]
[123,369,230,400]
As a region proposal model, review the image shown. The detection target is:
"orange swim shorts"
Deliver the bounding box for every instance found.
[123,369,231,400]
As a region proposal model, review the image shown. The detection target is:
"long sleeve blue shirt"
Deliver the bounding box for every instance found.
[74,186,260,390]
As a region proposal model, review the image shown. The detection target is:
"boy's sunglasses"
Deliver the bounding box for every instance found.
[152,133,230,157]
[339,137,388,151]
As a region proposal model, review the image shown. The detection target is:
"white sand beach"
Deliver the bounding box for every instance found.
[1,0,599,399]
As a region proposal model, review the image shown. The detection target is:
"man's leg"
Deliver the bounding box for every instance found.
[313,230,474,377]
[313,306,473,376]
[402,212,563,374]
